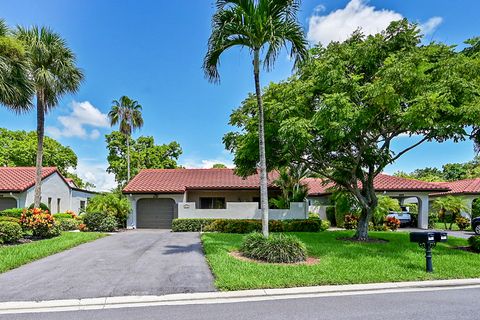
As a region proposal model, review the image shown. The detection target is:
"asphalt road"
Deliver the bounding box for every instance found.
[0,230,215,302]
[3,287,479,320]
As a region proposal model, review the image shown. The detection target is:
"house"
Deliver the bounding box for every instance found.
[122,168,307,229]
[0,167,96,213]
[430,178,480,218]
[306,174,450,229]
[123,168,450,229]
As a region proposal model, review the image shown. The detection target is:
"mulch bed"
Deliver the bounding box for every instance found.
[337,237,389,244]
[229,250,320,265]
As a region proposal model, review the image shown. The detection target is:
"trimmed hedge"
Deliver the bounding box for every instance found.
[172,218,323,233]
[53,213,75,220]
[0,221,23,244]
[0,208,24,218]
[240,232,307,263]
[0,216,20,223]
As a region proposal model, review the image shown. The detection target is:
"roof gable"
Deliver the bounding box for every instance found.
[0,167,58,192]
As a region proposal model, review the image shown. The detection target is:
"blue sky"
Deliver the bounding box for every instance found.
[0,0,478,190]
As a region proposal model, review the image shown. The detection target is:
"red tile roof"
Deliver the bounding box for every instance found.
[123,169,450,195]
[304,174,449,195]
[0,167,58,192]
[430,178,480,196]
[123,169,280,194]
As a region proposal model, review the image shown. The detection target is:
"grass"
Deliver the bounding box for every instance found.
[202,231,480,291]
[0,232,106,273]
[433,222,472,231]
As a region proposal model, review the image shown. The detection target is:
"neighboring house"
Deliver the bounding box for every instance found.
[430,178,480,218]
[306,174,450,229]
[122,168,449,229]
[123,168,307,229]
[0,167,96,213]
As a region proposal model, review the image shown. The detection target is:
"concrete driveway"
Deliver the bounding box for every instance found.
[0,230,216,302]
[399,228,475,239]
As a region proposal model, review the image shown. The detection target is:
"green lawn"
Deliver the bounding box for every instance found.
[433,222,472,231]
[202,231,480,291]
[0,232,106,273]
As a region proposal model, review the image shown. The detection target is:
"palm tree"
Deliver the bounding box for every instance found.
[108,96,144,182]
[16,26,84,207]
[0,19,33,111]
[203,0,308,237]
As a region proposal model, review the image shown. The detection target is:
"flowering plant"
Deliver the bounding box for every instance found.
[65,210,77,219]
[344,214,359,230]
[20,208,60,238]
[384,216,401,231]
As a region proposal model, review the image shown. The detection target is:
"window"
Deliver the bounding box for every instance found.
[47,197,52,210]
[200,197,226,209]
[57,198,61,213]
[80,200,86,212]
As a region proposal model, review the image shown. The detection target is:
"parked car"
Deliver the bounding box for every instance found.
[472,217,480,235]
[386,206,412,227]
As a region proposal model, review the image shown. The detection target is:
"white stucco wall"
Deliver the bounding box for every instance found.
[177,202,308,220]
[0,173,95,213]
[23,173,71,213]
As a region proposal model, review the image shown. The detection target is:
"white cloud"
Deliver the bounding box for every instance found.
[307,0,443,45]
[70,160,116,192]
[180,157,234,169]
[419,16,443,36]
[46,101,109,140]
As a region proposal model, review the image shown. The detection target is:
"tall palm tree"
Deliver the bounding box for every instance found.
[0,19,33,111]
[203,0,308,237]
[16,26,84,207]
[108,96,144,182]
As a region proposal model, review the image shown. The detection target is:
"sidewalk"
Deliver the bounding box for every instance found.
[1,278,480,315]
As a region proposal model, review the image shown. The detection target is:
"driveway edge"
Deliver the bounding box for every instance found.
[2,278,480,314]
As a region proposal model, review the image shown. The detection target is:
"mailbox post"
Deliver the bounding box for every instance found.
[410,232,447,272]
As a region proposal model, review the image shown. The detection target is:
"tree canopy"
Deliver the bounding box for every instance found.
[106,131,182,186]
[0,127,77,174]
[224,19,480,239]
[395,156,480,182]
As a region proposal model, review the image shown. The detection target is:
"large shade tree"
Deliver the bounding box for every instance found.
[16,26,84,207]
[108,96,144,182]
[0,19,32,111]
[225,20,480,240]
[203,0,308,237]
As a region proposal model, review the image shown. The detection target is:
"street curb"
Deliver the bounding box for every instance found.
[1,278,480,314]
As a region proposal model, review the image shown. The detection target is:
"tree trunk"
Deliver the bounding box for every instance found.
[355,207,371,241]
[33,92,45,208]
[253,49,269,238]
[127,134,131,182]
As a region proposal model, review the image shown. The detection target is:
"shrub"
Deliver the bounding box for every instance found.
[384,216,400,231]
[0,216,20,223]
[82,211,117,232]
[57,218,80,231]
[86,193,131,228]
[240,232,307,263]
[325,206,336,226]
[19,208,59,238]
[0,208,24,218]
[28,203,50,211]
[205,219,261,233]
[468,236,480,253]
[171,218,216,232]
[455,216,470,231]
[78,223,88,232]
[53,213,78,220]
[428,212,439,229]
[320,220,330,231]
[344,214,358,230]
[308,212,320,220]
[284,219,322,232]
[0,221,23,244]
